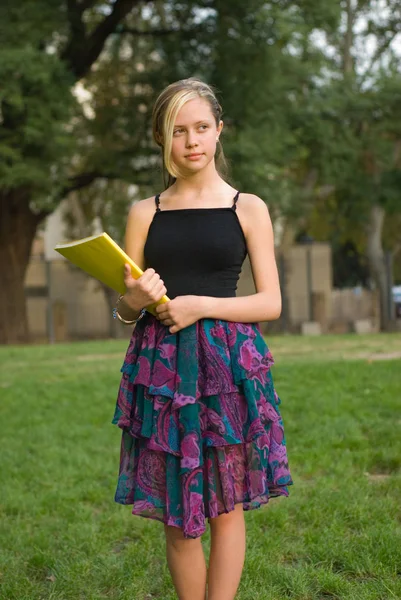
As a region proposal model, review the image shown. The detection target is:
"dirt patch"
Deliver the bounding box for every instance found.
[363,351,401,361]
[364,472,392,482]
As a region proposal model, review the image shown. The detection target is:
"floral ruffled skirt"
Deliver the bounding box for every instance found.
[112,314,293,539]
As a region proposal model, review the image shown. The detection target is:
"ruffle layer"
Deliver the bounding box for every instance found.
[116,317,275,402]
[115,434,290,539]
[112,315,293,538]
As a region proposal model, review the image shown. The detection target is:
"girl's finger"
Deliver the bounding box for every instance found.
[138,268,156,285]
[157,304,169,317]
[152,279,166,295]
[123,264,134,282]
[140,273,162,297]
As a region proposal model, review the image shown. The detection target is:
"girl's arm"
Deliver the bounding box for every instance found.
[117,198,158,321]
[202,194,281,323]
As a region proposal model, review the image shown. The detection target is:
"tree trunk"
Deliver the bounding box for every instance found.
[366,203,391,331]
[0,191,44,344]
[343,0,354,76]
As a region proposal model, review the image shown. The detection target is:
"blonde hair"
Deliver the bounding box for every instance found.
[152,78,229,188]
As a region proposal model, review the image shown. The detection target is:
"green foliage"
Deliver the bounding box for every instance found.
[0,2,75,198]
[74,33,163,184]
[0,46,75,195]
[0,1,65,47]
[302,75,401,212]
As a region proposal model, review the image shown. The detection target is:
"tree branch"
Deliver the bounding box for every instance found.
[364,14,401,76]
[61,0,153,80]
[78,0,98,12]
[343,0,354,76]
[65,0,87,47]
[117,21,206,37]
[32,171,123,222]
[61,171,121,197]
[117,25,180,36]
[67,0,80,11]
[59,164,156,199]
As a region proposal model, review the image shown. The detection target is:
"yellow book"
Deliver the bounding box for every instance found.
[54,232,169,316]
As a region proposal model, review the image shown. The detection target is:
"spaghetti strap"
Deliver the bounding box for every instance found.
[232,191,240,211]
[155,194,161,212]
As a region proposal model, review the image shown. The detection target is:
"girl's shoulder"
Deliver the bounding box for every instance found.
[236,193,271,239]
[125,196,159,243]
[129,195,157,214]
[237,192,270,220]
[127,196,158,223]
[238,192,268,209]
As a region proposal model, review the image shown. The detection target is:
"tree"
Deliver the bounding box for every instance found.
[0,0,151,344]
[296,0,401,327]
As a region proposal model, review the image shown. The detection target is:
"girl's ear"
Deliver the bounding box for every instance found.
[217,120,224,136]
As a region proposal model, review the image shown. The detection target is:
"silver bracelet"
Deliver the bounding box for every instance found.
[112,295,146,325]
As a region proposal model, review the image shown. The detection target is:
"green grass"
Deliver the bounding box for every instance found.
[1,333,401,600]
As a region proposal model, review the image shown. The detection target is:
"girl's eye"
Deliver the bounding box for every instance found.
[173,128,184,135]
[199,124,208,130]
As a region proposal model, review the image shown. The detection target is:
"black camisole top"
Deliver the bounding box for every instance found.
[143,191,248,299]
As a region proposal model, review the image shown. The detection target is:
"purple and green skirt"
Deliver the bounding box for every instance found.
[112,314,293,539]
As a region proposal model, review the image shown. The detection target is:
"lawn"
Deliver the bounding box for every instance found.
[0,333,400,600]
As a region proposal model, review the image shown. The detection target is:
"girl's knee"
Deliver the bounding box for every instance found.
[209,503,244,531]
[164,524,203,551]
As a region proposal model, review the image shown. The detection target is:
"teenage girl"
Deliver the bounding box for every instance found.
[112,78,293,600]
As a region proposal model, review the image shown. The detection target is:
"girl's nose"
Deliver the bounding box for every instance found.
[186,132,198,147]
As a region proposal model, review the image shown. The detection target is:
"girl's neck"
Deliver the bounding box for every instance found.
[172,157,220,193]
[169,171,228,201]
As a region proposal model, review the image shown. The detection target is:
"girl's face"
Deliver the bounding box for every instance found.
[170,97,223,176]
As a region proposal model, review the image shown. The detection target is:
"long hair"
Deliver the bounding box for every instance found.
[152,78,229,189]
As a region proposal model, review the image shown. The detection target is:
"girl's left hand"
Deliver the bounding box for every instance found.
[155,295,207,333]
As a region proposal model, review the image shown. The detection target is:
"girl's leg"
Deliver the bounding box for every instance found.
[207,504,246,600]
[164,524,208,600]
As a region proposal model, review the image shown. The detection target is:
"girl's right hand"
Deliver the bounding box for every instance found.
[122,264,167,311]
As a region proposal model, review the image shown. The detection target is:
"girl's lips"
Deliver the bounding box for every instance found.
[186,153,203,160]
